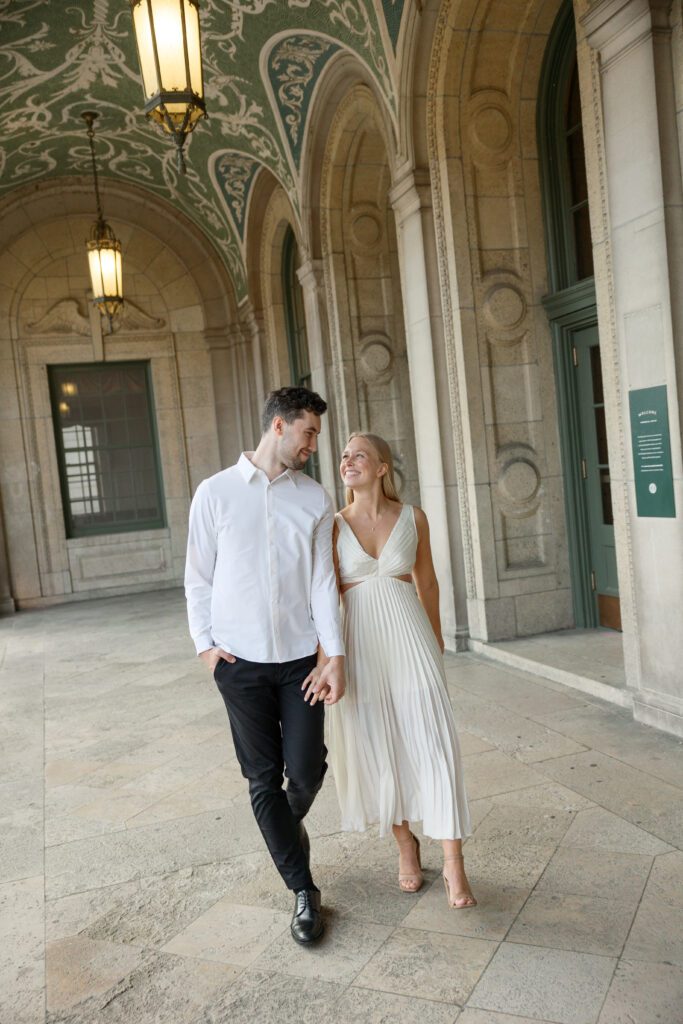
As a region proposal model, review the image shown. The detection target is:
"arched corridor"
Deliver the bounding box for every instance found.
[2,1,683,1016]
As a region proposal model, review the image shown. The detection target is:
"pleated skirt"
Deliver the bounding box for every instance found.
[326,577,471,840]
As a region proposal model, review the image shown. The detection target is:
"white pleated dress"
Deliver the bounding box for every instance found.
[326,504,471,840]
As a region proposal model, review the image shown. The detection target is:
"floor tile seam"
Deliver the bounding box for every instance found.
[572,748,683,795]
[514,740,592,765]
[43,840,269,900]
[161,897,293,958]
[446,680,572,721]
[162,920,291,971]
[468,778,578,804]
[43,794,264,850]
[468,799,496,837]
[120,789,250,831]
[494,934,621,962]
[348,980,466,1010]
[593,947,621,1024]
[114,763,244,828]
[469,797,581,844]
[494,835,562,948]
[389,917,501,995]
[615,856,657,962]
[532,756,683,834]
[336,920,404,995]
[449,693,608,756]
[518,721,683,790]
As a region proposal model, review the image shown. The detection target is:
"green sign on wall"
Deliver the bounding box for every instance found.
[629,385,676,518]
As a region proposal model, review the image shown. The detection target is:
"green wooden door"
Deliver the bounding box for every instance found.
[573,324,621,629]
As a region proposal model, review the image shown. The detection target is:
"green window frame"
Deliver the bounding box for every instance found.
[539,1,602,628]
[48,361,166,539]
[282,225,311,390]
[538,2,594,292]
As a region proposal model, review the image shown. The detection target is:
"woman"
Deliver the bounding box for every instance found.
[312,432,476,907]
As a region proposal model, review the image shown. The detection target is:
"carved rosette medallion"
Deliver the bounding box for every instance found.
[359,335,394,384]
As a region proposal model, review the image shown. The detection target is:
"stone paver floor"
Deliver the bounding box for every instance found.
[2,590,683,1024]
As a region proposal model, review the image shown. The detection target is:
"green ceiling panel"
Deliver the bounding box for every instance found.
[382,0,405,51]
[267,35,341,169]
[0,0,397,303]
[212,151,261,241]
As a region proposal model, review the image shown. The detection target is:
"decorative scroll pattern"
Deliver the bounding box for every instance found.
[213,152,261,240]
[0,0,395,301]
[268,36,340,166]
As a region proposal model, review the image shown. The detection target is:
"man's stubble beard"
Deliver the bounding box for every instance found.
[279,439,307,472]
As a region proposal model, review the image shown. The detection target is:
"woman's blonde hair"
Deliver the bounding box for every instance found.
[344,432,400,505]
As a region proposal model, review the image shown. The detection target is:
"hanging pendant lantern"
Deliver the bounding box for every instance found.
[130,0,206,173]
[82,112,123,332]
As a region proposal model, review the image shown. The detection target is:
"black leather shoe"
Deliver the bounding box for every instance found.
[290,888,324,944]
[299,823,311,869]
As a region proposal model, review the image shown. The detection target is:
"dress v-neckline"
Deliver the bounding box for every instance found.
[340,504,406,562]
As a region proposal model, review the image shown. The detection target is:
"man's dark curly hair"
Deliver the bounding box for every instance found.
[261,386,328,434]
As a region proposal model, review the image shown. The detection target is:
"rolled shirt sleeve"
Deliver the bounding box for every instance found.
[310,491,345,658]
[184,480,219,656]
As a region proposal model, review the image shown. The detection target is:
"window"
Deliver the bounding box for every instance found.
[49,362,165,538]
[538,3,594,291]
[564,63,593,281]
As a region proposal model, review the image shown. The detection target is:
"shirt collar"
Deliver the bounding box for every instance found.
[238,452,299,487]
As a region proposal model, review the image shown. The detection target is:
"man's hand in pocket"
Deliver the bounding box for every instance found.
[199,648,236,672]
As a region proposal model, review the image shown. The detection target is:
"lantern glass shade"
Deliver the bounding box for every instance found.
[131,0,205,133]
[87,222,123,318]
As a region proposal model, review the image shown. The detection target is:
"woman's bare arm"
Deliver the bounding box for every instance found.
[412,507,444,652]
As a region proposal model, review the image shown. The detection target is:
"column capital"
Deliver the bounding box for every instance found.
[388,168,432,223]
[583,0,670,61]
[296,258,325,293]
[239,300,261,338]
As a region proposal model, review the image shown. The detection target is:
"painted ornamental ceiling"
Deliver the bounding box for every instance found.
[0,0,407,301]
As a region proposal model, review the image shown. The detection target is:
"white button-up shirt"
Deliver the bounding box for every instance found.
[184,453,344,663]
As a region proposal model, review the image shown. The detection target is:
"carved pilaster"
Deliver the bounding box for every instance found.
[296,258,337,495]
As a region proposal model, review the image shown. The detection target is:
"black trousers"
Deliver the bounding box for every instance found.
[214,652,325,892]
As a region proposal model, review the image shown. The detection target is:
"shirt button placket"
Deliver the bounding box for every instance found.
[268,486,280,661]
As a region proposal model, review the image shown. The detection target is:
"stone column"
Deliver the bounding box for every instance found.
[585,0,683,735]
[389,170,459,648]
[242,303,266,414]
[204,326,241,468]
[297,259,338,498]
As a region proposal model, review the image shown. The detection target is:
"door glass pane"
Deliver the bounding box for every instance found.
[590,345,604,403]
[600,468,614,525]
[595,405,609,465]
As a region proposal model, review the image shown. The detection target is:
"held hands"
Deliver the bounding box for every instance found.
[302,655,346,706]
[199,647,236,672]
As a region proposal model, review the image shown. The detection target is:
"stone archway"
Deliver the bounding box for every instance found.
[0,179,246,608]
[319,84,419,504]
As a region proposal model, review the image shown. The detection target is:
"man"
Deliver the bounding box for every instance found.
[184,386,345,945]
